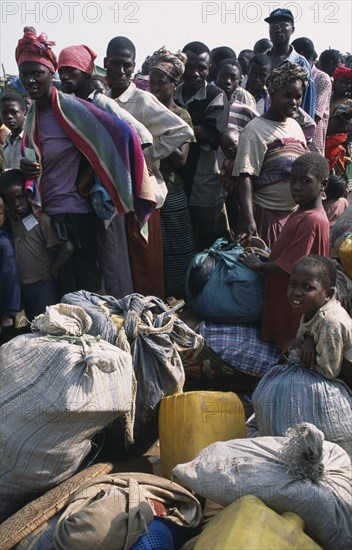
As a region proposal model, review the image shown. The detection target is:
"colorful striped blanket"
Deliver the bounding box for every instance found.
[252,137,307,190]
[23,87,156,237]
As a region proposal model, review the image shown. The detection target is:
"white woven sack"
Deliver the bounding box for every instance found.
[173,423,352,550]
[0,308,134,520]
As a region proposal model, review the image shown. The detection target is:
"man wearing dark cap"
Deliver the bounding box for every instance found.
[292,37,332,155]
[264,8,316,118]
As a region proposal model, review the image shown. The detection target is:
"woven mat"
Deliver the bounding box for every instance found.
[0,462,113,550]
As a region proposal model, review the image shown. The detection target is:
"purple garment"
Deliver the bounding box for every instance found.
[39,108,92,215]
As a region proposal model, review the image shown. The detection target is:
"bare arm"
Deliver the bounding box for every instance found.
[235,175,257,245]
[193,125,211,145]
[166,142,189,169]
[239,250,286,275]
[50,241,75,278]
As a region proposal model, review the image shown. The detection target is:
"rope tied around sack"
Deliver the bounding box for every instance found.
[46,333,119,373]
[116,295,179,352]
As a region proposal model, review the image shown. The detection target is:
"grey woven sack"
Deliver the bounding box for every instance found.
[251,357,352,457]
[0,305,135,521]
[173,423,352,550]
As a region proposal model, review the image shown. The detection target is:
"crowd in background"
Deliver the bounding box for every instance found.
[0,8,351,356]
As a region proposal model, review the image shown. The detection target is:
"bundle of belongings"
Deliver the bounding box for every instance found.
[62,291,203,458]
[0,297,203,521]
[251,348,352,458]
[184,238,280,381]
[53,473,202,550]
[174,423,352,550]
[0,472,202,550]
[185,238,265,324]
[0,304,135,520]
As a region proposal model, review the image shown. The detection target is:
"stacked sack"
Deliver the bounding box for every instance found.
[174,423,352,550]
[0,304,135,521]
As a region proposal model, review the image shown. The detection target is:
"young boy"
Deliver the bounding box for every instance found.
[219,128,240,235]
[287,255,352,385]
[0,170,74,320]
[323,174,349,227]
[240,152,330,350]
[0,195,21,332]
[0,93,26,169]
[246,54,272,114]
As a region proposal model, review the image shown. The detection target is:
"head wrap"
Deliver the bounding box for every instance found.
[148,47,187,83]
[16,26,57,73]
[58,45,97,75]
[332,65,352,82]
[266,61,308,95]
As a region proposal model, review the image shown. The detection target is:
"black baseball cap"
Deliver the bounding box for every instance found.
[264,8,294,25]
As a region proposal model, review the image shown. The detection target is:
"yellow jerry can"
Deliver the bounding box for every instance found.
[194,495,322,550]
[339,232,352,279]
[159,391,246,479]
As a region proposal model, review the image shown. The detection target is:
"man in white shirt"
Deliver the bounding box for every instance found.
[104,36,194,297]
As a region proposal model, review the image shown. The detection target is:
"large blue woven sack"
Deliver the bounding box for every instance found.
[252,357,352,458]
[185,239,264,323]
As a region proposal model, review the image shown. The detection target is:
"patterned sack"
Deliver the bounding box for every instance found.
[199,321,280,376]
[252,358,352,458]
[185,239,265,323]
[0,305,135,521]
[173,423,352,550]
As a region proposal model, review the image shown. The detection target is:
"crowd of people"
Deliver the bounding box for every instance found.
[0,8,351,376]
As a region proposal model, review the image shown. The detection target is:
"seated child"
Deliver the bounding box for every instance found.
[287,255,351,386]
[0,196,21,332]
[323,174,349,227]
[0,92,26,169]
[0,170,74,321]
[240,152,330,350]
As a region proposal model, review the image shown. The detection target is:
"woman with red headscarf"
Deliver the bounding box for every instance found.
[325,65,352,175]
[17,27,155,298]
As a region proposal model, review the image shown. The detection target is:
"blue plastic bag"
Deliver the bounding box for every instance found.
[185,239,264,323]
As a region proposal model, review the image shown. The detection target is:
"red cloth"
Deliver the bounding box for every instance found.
[261,206,330,350]
[16,27,57,73]
[333,65,352,83]
[58,45,97,75]
[325,133,348,171]
[254,205,292,250]
[126,209,164,300]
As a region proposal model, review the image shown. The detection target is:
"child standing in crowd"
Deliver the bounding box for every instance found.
[240,152,330,350]
[246,54,272,115]
[287,255,351,386]
[0,195,20,332]
[0,93,26,169]
[219,128,240,234]
[323,174,349,227]
[0,170,74,320]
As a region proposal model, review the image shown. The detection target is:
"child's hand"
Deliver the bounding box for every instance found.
[300,335,316,370]
[239,248,263,271]
[20,158,42,179]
